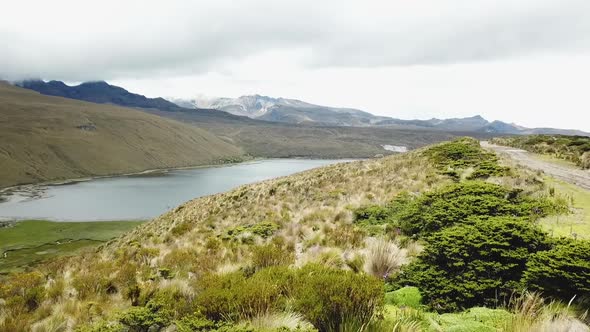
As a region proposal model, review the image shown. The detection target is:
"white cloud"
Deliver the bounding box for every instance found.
[2,0,590,130]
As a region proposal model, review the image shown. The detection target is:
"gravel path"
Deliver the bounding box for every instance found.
[482,141,590,191]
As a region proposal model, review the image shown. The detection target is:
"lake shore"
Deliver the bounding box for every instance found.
[0,158,357,222]
[0,155,361,198]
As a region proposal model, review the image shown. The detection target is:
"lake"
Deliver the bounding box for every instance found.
[0,159,349,221]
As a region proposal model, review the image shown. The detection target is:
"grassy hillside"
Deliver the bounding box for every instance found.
[0,83,244,188]
[1,139,588,331]
[491,135,590,169]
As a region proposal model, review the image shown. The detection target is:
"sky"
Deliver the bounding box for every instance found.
[2,0,590,131]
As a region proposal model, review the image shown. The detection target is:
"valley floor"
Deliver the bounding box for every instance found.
[0,220,145,274]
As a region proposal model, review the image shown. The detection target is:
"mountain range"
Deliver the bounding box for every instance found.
[16,80,590,136]
[177,95,589,136]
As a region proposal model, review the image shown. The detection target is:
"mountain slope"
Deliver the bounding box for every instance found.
[18,81,588,135]
[0,83,244,188]
[181,95,389,126]
[16,80,258,125]
[180,95,590,135]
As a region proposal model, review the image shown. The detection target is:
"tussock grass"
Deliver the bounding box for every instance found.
[2,138,586,331]
[363,237,407,279]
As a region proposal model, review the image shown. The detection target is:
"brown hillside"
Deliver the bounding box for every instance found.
[0,83,244,188]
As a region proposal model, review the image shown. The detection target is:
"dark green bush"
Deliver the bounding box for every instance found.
[226,221,280,241]
[136,286,197,319]
[423,138,509,178]
[396,217,551,311]
[395,181,561,236]
[424,138,489,169]
[523,239,590,302]
[118,299,173,332]
[355,181,564,237]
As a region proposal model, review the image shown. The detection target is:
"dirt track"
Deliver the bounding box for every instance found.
[482,141,590,191]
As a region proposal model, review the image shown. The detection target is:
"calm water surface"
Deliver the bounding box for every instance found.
[0,159,349,221]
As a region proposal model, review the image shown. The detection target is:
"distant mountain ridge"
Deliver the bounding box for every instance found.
[177,94,589,136]
[15,80,258,125]
[18,80,181,111]
[16,80,589,136]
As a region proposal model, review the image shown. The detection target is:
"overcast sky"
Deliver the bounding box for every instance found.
[2,0,590,130]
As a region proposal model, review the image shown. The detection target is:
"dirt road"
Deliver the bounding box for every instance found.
[482,141,590,191]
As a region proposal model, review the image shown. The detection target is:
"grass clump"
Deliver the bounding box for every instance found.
[364,238,407,279]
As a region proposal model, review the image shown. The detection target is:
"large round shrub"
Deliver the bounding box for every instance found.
[397,217,550,311]
[293,264,384,331]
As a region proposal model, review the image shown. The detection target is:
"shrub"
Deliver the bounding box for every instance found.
[136,285,197,320]
[385,287,423,309]
[355,181,564,237]
[77,320,125,332]
[71,269,116,300]
[522,239,590,302]
[118,299,173,332]
[195,268,289,321]
[195,272,246,321]
[0,271,46,313]
[423,138,509,179]
[397,217,551,312]
[292,264,384,331]
[251,242,294,270]
[394,181,560,236]
[227,221,280,240]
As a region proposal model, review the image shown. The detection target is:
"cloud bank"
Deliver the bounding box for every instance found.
[2,0,589,81]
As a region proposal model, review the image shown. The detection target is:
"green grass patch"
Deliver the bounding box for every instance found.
[385,286,423,309]
[540,177,590,239]
[433,307,512,332]
[0,220,144,273]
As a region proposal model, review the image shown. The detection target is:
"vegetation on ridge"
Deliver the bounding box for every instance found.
[1,138,589,331]
[491,134,590,169]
